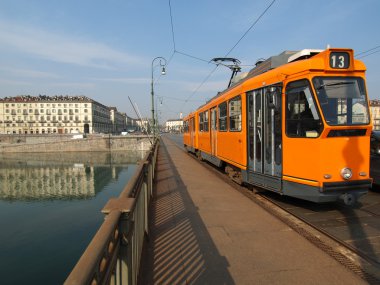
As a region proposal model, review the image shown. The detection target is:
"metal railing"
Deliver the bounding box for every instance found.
[65,139,159,285]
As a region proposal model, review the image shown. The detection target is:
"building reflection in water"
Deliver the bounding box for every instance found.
[0,150,145,201]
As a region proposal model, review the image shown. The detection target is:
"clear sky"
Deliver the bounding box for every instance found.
[0,0,379,123]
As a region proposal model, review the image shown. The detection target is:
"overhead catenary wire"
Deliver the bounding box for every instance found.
[356,45,380,57]
[175,50,210,64]
[165,0,277,117]
[180,65,219,112]
[356,46,380,59]
[168,0,176,51]
[178,0,277,112]
[357,49,380,59]
[225,0,276,57]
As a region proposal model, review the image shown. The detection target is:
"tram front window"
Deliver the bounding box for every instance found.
[313,77,370,126]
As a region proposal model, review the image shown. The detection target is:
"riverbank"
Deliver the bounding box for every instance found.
[0,134,152,153]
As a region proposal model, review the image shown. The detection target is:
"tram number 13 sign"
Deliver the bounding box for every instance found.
[330,52,350,69]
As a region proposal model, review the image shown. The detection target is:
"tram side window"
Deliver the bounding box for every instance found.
[229,96,242,132]
[204,110,209,132]
[219,102,227,131]
[286,80,323,138]
[199,112,204,132]
[184,120,189,132]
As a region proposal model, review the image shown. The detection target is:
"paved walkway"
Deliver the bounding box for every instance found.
[139,136,368,285]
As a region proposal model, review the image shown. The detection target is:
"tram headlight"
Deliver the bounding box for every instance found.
[340,168,352,180]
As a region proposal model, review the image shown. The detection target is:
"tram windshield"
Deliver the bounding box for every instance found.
[312,77,370,126]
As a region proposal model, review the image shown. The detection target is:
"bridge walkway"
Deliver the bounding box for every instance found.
[138,136,367,285]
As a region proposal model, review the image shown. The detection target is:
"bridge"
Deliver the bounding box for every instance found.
[65,135,380,285]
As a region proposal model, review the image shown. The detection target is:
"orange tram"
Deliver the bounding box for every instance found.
[183,48,373,205]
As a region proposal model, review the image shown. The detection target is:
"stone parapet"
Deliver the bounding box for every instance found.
[0,135,152,153]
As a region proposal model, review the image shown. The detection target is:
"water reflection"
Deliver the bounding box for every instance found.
[0,151,146,201]
[0,150,145,285]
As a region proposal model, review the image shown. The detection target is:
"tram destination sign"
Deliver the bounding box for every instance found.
[330,52,350,69]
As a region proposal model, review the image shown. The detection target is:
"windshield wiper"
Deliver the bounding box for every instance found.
[317,81,354,90]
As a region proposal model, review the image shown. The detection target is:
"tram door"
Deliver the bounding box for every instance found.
[210,108,218,156]
[248,86,282,188]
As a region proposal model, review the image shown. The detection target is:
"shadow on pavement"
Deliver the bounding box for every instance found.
[139,140,234,285]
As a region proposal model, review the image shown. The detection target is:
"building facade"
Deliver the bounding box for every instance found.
[165,119,183,132]
[0,95,126,134]
[370,99,380,130]
[110,107,127,134]
[126,115,140,132]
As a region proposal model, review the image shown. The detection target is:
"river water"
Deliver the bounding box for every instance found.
[0,151,146,285]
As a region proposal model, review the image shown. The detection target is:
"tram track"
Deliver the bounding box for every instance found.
[165,135,380,284]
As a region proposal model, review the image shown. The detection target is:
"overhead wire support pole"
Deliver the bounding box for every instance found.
[151,57,167,139]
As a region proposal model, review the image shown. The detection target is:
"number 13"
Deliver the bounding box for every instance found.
[331,55,345,68]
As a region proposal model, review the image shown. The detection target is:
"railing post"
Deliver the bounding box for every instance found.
[65,139,159,285]
[119,217,134,285]
[144,163,150,237]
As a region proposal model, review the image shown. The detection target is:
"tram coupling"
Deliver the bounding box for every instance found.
[339,193,356,206]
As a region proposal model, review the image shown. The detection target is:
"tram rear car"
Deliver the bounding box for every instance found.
[183,48,372,204]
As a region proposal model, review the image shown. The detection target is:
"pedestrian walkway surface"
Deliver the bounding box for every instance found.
[139,136,367,285]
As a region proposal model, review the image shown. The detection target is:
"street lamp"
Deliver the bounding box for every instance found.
[151,56,167,138]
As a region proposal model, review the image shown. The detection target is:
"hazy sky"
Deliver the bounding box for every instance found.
[0,0,379,123]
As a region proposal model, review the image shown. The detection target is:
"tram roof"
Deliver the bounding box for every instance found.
[203,49,325,106]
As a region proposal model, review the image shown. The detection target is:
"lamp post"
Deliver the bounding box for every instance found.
[155,96,163,134]
[151,56,167,138]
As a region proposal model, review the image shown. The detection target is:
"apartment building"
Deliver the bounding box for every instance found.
[165,119,183,132]
[0,95,126,134]
[110,107,127,134]
[370,99,380,130]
